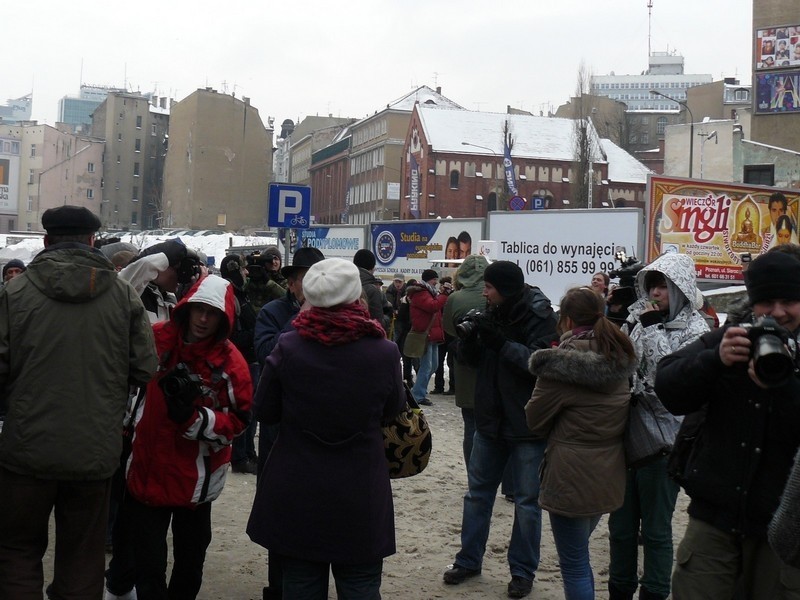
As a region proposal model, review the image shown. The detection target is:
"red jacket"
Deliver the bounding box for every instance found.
[407,283,448,344]
[126,275,252,507]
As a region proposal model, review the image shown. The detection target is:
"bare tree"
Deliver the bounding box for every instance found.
[571,62,592,208]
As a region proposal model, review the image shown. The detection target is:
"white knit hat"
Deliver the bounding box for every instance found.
[302,258,363,308]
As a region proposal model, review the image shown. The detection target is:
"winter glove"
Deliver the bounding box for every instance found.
[139,240,187,268]
[165,394,196,424]
[478,320,506,351]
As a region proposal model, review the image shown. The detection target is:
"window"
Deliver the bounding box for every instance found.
[118,133,122,142]
[135,139,141,152]
[657,117,668,135]
[30,144,36,158]
[151,124,157,136]
[132,186,139,201]
[641,132,650,144]
[88,162,95,173]
[131,211,138,225]
[450,170,460,189]
[86,189,94,199]
[27,197,33,212]
[8,219,14,231]
[11,142,19,154]
[136,115,142,129]
[743,165,774,187]
[133,163,140,177]
[28,169,34,184]
[117,155,121,164]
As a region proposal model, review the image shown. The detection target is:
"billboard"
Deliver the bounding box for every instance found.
[298,225,368,261]
[0,155,19,213]
[487,209,643,305]
[755,25,800,71]
[647,175,800,282]
[370,219,484,279]
[755,70,800,114]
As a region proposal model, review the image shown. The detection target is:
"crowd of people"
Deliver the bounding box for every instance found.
[1,206,800,600]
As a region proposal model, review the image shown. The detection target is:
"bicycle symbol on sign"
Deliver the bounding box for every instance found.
[289,215,308,227]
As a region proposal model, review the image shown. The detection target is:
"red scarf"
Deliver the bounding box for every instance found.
[293,302,385,345]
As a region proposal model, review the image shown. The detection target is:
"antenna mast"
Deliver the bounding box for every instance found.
[647,0,653,58]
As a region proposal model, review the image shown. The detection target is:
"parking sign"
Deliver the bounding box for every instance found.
[268,184,311,229]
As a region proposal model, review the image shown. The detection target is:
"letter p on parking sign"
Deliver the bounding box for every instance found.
[268,184,312,229]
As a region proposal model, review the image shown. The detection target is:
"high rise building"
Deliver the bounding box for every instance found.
[58,85,125,134]
[0,94,33,124]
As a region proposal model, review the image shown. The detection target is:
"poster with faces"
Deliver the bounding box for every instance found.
[757,25,800,70]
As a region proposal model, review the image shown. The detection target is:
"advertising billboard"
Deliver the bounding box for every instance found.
[755,70,800,114]
[487,209,643,305]
[647,175,800,282]
[755,24,800,71]
[370,219,484,279]
[298,225,368,261]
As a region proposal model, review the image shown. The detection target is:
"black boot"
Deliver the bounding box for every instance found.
[608,582,635,600]
[639,587,667,600]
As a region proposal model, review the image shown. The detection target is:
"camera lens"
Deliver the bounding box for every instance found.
[753,334,794,386]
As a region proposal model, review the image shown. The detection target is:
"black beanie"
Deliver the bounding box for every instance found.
[484,261,525,297]
[745,252,800,304]
[2,259,26,279]
[353,249,376,270]
[421,269,439,283]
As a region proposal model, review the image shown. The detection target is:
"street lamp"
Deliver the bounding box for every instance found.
[650,90,695,178]
[698,130,718,180]
[461,141,498,155]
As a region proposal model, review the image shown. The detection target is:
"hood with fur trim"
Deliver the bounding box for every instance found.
[171,274,236,340]
[529,338,637,390]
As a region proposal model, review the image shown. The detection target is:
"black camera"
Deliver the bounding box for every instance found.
[176,255,202,285]
[740,316,798,387]
[159,363,203,402]
[608,250,645,289]
[455,308,485,340]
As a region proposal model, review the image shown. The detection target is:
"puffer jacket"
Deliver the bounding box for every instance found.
[460,285,558,440]
[126,275,252,507]
[527,331,636,517]
[0,244,157,480]
[623,253,709,449]
[443,255,489,409]
[407,282,448,344]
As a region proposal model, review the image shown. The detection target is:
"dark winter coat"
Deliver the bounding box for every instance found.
[407,283,448,344]
[442,256,488,409]
[0,244,158,480]
[246,330,406,564]
[655,326,800,538]
[358,267,388,330]
[253,291,300,365]
[527,333,636,517]
[460,285,558,440]
[229,286,258,363]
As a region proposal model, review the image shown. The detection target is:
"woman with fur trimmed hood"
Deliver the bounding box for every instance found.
[526,287,637,600]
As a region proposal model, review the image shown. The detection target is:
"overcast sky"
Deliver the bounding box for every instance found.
[6,0,753,129]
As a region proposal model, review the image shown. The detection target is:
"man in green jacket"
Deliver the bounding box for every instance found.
[0,206,158,600]
[443,255,489,469]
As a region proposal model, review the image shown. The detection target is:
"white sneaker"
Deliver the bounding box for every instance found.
[104,588,137,600]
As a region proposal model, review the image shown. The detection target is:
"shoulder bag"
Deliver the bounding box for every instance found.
[624,388,681,468]
[382,385,432,478]
[403,313,435,359]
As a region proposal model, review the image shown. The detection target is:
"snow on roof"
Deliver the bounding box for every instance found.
[386,85,464,111]
[599,139,652,184]
[417,105,605,163]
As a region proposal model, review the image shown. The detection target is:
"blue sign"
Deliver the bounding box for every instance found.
[268,184,311,229]
[532,196,545,210]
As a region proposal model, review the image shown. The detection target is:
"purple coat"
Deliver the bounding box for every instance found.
[246,330,405,564]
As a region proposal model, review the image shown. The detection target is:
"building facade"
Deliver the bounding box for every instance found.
[58,85,125,134]
[308,133,351,224]
[162,88,274,231]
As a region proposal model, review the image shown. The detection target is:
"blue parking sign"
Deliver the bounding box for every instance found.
[268,184,312,229]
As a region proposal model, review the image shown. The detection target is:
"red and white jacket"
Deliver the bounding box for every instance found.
[126,275,253,507]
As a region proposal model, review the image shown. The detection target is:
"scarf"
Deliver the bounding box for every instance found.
[293,301,385,345]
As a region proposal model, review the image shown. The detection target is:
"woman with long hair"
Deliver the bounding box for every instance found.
[525,287,637,600]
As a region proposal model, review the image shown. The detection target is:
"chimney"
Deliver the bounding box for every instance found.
[436,86,442,94]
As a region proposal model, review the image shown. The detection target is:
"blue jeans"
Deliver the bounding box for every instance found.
[411,342,438,402]
[461,408,476,469]
[454,432,545,580]
[608,456,679,597]
[281,556,383,600]
[549,512,602,600]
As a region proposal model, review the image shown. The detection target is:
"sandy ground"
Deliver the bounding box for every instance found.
[43,386,689,599]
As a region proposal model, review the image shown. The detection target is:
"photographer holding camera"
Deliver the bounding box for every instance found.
[123,274,252,599]
[443,261,557,598]
[655,251,800,598]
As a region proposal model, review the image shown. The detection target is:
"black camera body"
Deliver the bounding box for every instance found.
[608,250,645,289]
[455,308,486,340]
[159,363,203,403]
[176,256,202,285]
[740,316,798,387]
